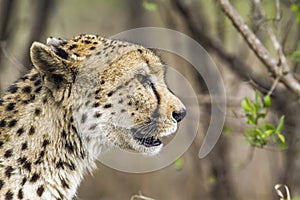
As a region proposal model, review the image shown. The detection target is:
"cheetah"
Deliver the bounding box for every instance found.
[0,34,186,199]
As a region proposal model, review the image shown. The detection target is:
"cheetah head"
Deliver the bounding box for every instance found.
[30,35,186,157]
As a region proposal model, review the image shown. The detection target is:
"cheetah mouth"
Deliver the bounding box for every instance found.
[133,136,162,147]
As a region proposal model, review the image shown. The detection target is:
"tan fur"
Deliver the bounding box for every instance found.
[0,34,186,199]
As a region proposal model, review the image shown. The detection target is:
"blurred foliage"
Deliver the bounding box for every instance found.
[174,157,184,171]
[141,0,157,11]
[241,91,286,149]
[209,175,217,185]
[291,42,300,61]
[291,3,300,22]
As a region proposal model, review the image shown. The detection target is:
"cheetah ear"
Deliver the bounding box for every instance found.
[30,42,75,101]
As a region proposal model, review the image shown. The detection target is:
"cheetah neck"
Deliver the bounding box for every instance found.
[0,69,95,199]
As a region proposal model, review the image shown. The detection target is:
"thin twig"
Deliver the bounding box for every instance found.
[268,76,280,96]
[219,0,300,97]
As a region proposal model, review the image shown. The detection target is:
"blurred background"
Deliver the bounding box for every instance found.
[1,0,300,199]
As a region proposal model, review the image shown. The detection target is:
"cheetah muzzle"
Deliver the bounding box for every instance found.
[0,34,186,199]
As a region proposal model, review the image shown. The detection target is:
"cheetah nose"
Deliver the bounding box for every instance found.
[172,109,186,123]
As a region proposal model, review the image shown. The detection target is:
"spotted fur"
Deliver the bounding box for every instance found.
[0,34,186,199]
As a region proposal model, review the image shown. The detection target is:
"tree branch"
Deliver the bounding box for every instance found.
[219,0,300,97]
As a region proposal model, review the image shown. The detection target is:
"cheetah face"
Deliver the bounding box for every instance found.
[30,35,186,157]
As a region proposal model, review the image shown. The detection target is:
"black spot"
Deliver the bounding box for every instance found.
[8,85,18,93]
[56,159,64,169]
[93,102,100,107]
[19,76,28,81]
[37,185,44,196]
[89,124,97,130]
[118,99,123,104]
[90,46,96,50]
[34,108,41,116]
[81,114,87,124]
[8,119,17,127]
[23,162,31,172]
[21,177,27,185]
[4,149,13,158]
[84,100,90,106]
[96,51,101,55]
[95,88,101,94]
[103,103,112,108]
[61,178,70,189]
[17,157,27,164]
[137,48,143,53]
[39,150,45,158]
[35,86,43,94]
[128,102,132,106]
[42,97,47,104]
[42,139,50,147]
[71,125,78,134]
[18,189,23,199]
[111,112,115,115]
[21,100,29,104]
[0,100,4,106]
[22,86,32,93]
[6,102,15,111]
[5,190,13,200]
[93,41,98,45]
[34,79,42,86]
[93,112,102,118]
[5,166,14,178]
[65,142,74,153]
[84,40,91,44]
[0,120,6,127]
[100,80,105,85]
[0,180,3,190]
[30,74,39,81]
[0,141,3,148]
[17,128,24,136]
[28,127,35,135]
[61,130,67,139]
[21,142,27,150]
[131,113,135,116]
[107,91,114,97]
[55,47,68,59]
[68,162,76,171]
[30,95,35,102]
[69,44,78,50]
[30,173,40,183]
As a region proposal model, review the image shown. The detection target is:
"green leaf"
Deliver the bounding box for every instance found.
[263,95,271,107]
[277,133,286,144]
[142,0,157,11]
[276,116,285,133]
[174,158,184,171]
[264,129,275,137]
[254,91,262,111]
[241,98,254,112]
[265,123,275,131]
[246,115,255,125]
[254,128,263,136]
[257,113,266,120]
[291,4,299,12]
